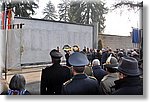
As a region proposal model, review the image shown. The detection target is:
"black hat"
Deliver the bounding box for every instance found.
[50,49,63,59]
[117,57,141,76]
[69,52,89,67]
[104,57,118,69]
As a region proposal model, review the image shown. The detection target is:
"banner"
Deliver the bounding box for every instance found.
[132,28,141,43]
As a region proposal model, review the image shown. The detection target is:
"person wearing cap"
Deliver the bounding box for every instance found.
[63,45,72,67]
[40,49,71,95]
[112,57,143,95]
[100,57,119,95]
[72,45,80,52]
[61,52,100,95]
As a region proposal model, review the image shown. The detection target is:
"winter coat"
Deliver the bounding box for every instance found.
[112,76,143,95]
[61,74,100,95]
[100,73,119,95]
[40,63,71,95]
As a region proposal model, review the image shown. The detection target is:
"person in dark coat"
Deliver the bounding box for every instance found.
[92,59,107,84]
[95,49,102,62]
[101,49,109,67]
[117,51,124,62]
[61,52,100,95]
[86,48,92,65]
[40,49,71,95]
[112,57,143,95]
[65,51,71,67]
[63,44,72,67]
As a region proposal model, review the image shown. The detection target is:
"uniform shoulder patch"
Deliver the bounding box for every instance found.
[63,79,72,86]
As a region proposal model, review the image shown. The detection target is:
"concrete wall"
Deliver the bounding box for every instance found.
[3,17,94,69]
[98,34,135,50]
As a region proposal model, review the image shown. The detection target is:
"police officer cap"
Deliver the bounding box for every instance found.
[69,52,89,67]
[50,49,63,59]
[63,45,71,51]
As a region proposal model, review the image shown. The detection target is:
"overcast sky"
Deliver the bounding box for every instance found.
[32,0,142,36]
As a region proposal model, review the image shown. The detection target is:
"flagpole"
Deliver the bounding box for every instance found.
[4,2,7,80]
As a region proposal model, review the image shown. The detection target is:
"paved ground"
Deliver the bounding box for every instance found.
[2,67,43,95]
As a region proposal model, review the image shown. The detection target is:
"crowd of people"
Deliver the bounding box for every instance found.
[0,45,143,95]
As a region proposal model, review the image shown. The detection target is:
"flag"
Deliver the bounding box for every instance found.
[1,11,5,29]
[7,9,12,29]
[1,2,15,30]
[4,4,7,30]
[1,3,7,30]
[132,28,141,43]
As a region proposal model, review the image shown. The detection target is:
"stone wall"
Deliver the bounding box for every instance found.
[98,34,137,50]
[3,17,94,69]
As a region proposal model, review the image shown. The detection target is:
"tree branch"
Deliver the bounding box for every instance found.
[113,1,143,9]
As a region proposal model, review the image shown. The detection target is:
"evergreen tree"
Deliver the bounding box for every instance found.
[68,1,82,23]
[3,0,39,18]
[43,1,57,20]
[58,0,70,22]
[68,0,108,33]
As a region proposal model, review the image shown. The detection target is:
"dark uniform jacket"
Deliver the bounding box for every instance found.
[61,74,100,95]
[65,53,71,67]
[40,63,71,95]
[112,77,143,95]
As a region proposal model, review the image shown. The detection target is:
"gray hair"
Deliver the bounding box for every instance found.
[92,59,100,66]
[9,74,26,90]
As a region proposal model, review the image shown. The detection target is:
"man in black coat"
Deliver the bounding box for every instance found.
[112,57,143,95]
[40,49,71,95]
[61,52,100,95]
[65,51,71,67]
[92,59,107,84]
